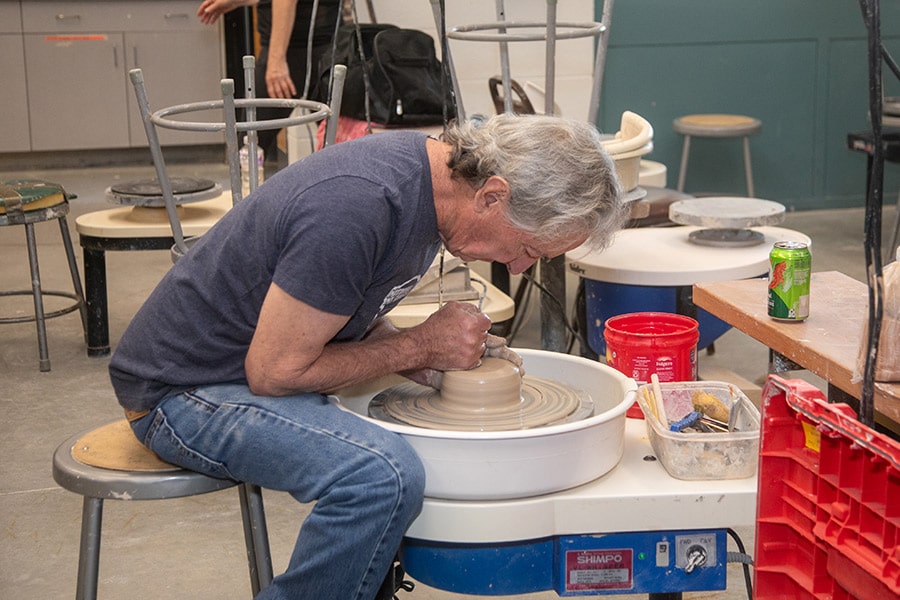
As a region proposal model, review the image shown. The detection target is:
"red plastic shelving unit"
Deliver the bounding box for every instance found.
[754,375,900,599]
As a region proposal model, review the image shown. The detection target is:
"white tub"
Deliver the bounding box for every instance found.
[332,349,636,500]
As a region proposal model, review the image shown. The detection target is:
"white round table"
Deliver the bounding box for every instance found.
[568,225,810,286]
[566,225,811,354]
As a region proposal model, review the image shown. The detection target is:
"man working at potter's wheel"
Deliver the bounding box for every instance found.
[109,113,625,599]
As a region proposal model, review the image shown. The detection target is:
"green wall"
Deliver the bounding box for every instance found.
[596,0,900,211]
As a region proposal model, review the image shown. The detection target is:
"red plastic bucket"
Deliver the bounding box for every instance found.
[604,312,699,384]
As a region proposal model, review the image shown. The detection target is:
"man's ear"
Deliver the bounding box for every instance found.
[476,175,511,211]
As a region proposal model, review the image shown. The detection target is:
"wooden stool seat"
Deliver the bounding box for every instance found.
[673,114,762,197]
[0,179,87,371]
[53,419,274,599]
[673,114,762,137]
[71,419,178,472]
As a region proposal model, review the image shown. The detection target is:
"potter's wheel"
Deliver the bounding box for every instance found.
[106,177,222,207]
[333,349,636,500]
[369,358,593,431]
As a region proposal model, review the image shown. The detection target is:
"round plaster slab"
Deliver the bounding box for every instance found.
[668,197,786,229]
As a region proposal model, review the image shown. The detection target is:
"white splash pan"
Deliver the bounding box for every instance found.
[331,349,637,500]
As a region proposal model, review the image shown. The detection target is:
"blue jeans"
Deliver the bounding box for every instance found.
[130,384,425,600]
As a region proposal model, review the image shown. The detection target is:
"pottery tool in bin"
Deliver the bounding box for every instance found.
[636,379,760,480]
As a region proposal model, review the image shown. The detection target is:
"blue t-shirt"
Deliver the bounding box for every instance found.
[110,131,441,411]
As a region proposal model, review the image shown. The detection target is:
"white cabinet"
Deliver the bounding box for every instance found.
[125,30,225,148]
[13,1,224,152]
[0,2,30,153]
[24,32,130,150]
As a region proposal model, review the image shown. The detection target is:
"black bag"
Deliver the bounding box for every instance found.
[314,24,454,126]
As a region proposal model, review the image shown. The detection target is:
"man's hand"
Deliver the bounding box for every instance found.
[484,333,524,374]
[414,302,493,373]
[403,367,445,390]
[403,315,524,390]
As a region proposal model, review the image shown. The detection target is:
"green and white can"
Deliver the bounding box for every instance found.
[768,241,811,320]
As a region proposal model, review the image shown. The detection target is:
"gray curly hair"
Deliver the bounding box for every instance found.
[442,113,626,250]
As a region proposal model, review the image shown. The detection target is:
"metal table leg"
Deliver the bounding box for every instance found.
[83,247,109,357]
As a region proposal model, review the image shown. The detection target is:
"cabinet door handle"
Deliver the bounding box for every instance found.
[133,46,139,67]
[164,13,189,20]
[55,14,82,21]
[113,46,119,68]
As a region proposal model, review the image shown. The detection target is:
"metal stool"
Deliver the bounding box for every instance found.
[674,114,762,197]
[52,419,273,600]
[0,179,87,371]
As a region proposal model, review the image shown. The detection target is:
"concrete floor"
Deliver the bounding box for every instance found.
[1,158,895,600]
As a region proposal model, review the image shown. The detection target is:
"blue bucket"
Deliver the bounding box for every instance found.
[584,279,733,355]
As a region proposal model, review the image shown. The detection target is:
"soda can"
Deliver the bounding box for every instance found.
[768,241,811,320]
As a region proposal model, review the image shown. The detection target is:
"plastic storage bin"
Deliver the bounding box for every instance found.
[635,380,760,480]
[754,375,900,599]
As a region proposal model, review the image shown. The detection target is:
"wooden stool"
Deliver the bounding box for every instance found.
[0,179,87,371]
[52,419,274,600]
[673,114,762,197]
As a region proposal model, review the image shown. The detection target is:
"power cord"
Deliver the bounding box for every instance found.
[519,269,581,348]
[856,0,891,428]
[503,265,595,359]
[571,278,599,359]
[501,267,535,343]
[726,527,754,600]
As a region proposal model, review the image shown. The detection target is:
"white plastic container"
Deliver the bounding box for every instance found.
[239,136,265,196]
[610,144,653,192]
[635,380,760,480]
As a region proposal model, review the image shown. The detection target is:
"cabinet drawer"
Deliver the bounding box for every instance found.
[24,32,131,150]
[0,3,22,34]
[23,1,208,33]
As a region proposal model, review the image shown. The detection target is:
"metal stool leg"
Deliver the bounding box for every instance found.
[23,221,51,372]
[742,135,755,197]
[677,134,691,192]
[76,497,103,600]
[239,483,273,595]
[58,215,88,339]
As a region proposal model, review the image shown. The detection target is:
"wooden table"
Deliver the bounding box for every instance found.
[693,271,900,432]
[75,193,231,356]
